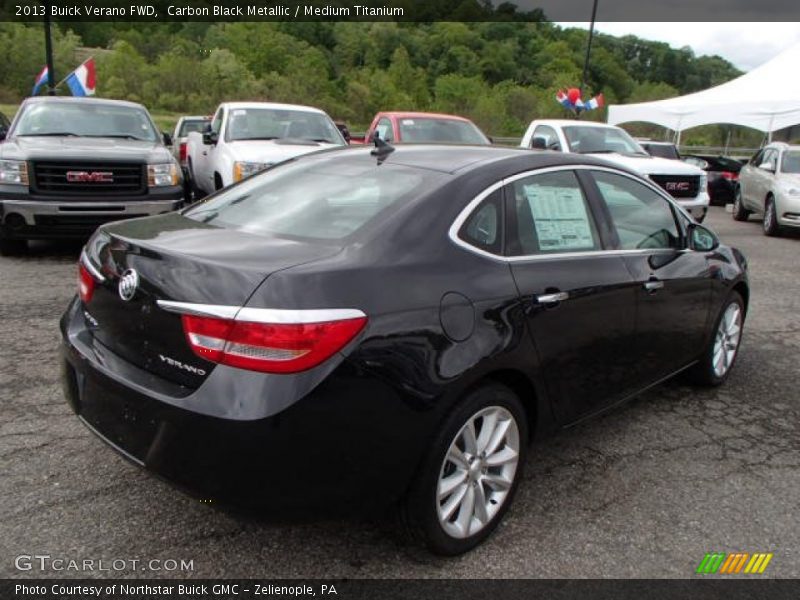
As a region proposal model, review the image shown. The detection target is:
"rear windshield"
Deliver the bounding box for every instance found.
[398,118,489,145]
[183,154,444,240]
[178,119,209,137]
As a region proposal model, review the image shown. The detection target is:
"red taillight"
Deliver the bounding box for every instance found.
[181,314,367,374]
[721,171,738,181]
[78,263,95,303]
[179,142,187,163]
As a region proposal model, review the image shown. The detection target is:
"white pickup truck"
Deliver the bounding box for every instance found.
[186,102,346,195]
[520,120,710,221]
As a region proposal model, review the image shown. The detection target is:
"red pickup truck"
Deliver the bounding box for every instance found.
[352,111,491,145]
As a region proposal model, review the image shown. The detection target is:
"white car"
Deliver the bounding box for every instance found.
[733,142,800,236]
[520,120,710,221]
[186,102,346,196]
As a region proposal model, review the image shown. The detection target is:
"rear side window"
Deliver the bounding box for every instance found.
[458,190,503,255]
[591,171,681,250]
[184,157,442,241]
[178,120,209,137]
[506,170,600,256]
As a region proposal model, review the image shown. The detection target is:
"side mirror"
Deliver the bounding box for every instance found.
[162,132,173,146]
[758,162,775,173]
[531,136,547,150]
[688,223,719,252]
[370,131,380,143]
[203,130,218,146]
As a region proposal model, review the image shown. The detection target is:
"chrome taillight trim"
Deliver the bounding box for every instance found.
[157,300,366,324]
[80,249,106,283]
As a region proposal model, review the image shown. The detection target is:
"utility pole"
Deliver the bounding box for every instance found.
[42,1,56,95]
[580,0,599,96]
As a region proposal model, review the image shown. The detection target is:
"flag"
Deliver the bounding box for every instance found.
[31,65,49,96]
[65,58,96,97]
[584,94,605,111]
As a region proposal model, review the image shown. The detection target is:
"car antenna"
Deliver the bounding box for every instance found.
[371,133,395,164]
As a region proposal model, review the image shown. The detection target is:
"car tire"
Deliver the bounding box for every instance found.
[686,291,744,387]
[763,196,780,237]
[732,187,750,221]
[187,159,203,200]
[403,382,528,555]
[0,237,27,256]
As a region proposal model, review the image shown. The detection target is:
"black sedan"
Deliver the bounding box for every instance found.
[61,145,749,555]
[683,154,744,205]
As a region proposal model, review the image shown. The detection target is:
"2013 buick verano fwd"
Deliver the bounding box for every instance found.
[61,145,749,555]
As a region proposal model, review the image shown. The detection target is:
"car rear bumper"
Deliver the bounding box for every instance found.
[59,297,427,512]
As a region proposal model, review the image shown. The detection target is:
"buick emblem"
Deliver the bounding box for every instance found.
[118,269,139,301]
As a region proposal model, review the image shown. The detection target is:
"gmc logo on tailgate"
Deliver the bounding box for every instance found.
[665,181,690,192]
[66,171,114,183]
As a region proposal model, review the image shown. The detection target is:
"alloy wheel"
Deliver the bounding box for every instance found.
[436,406,520,539]
[712,303,742,378]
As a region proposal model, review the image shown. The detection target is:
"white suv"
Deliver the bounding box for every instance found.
[733,142,800,236]
[520,120,710,221]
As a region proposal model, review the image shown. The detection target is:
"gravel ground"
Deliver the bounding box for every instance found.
[1,206,798,579]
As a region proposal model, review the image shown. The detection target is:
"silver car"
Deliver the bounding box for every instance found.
[733,142,800,236]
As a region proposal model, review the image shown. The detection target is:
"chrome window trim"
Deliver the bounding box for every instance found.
[157,300,366,324]
[449,163,691,262]
[80,249,106,282]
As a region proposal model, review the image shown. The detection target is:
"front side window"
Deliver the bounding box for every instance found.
[375,118,393,142]
[761,149,778,171]
[13,101,159,142]
[507,170,600,256]
[531,125,561,151]
[592,171,681,250]
[211,108,224,134]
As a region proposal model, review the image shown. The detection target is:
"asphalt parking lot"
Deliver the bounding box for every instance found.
[1,206,798,579]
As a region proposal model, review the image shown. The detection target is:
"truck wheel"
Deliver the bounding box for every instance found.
[0,237,27,256]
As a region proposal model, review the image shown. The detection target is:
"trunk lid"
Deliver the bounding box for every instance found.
[82,212,340,389]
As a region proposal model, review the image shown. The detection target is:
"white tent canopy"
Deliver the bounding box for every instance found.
[607,42,800,135]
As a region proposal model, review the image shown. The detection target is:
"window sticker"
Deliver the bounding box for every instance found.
[523,184,595,251]
[232,109,247,116]
[401,119,415,125]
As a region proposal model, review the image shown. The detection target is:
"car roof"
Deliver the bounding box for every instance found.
[21,96,147,111]
[222,101,327,114]
[327,144,642,176]
[532,119,621,130]
[380,111,475,123]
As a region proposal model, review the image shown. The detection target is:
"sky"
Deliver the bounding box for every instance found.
[557,22,800,71]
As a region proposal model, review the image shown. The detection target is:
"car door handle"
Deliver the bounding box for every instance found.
[535,291,569,304]
[643,279,664,293]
